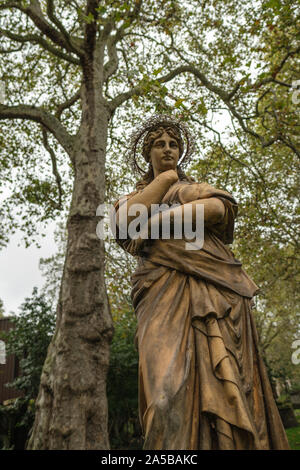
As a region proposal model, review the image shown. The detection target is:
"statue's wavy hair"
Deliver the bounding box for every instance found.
[136,125,194,190]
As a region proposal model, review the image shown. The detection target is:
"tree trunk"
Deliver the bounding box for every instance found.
[27,49,114,449]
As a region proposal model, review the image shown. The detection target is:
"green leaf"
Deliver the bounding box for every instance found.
[83,12,95,24]
[174,98,185,108]
[153,67,164,76]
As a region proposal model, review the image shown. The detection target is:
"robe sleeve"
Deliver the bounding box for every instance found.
[210,196,238,244]
[176,182,238,245]
[113,191,146,256]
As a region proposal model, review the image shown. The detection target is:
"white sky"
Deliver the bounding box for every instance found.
[0,223,57,315]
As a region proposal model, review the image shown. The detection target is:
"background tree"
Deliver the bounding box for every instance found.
[0,299,4,317]
[0,288,55,449]
[4,288,56,400]
[0,0,299,449]
[106,306,140,450]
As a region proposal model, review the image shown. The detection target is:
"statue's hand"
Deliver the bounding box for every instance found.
[157,169,179,186]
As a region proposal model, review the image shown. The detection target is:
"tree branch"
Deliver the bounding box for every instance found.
[228,46,300,100]
[254,45,300,89]
[0,42,24,54]
[55,89,81,120]
[262,317,291,352]
[102,0,143,81]
[103,31,121,82]
[0,103,74,157]
[111,62,298,156]
[42,126,63,209]
[166,36,299,153]
[0,2,23,10]
[0,0,84,57]
[46,0,82,56]
[110,64,229,111]
[278,135,300,159]
[26,0,82,55]
[0,28,80,64]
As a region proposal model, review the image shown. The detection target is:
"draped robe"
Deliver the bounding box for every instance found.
[115,180,290,450]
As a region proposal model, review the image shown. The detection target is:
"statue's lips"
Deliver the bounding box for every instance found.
[162,156,174,161]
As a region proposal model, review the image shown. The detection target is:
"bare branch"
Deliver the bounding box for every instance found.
[227,45,300,102]
[103,30,122,82]
[46,0,82,56]
[0,28,80,64]
[0,103,74,157]
[0,42,24,54]
[42,125,63,209]
[26,0,83,55]
[119,46,135,88]
[100,0,142,78]
[227,83,241,101]
[254,45,300,88]
[55,89,81,120]
[112,61,299,157]
[109,64,229,111]
[0,2,23,10]
[0,0,84,57]
[262,317,291,351]
[278,135,300,159]
[225,100,278,147]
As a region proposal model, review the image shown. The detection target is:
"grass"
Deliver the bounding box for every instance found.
[286,409,300,450]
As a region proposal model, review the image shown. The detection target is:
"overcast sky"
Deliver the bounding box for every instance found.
[0,223,57,315]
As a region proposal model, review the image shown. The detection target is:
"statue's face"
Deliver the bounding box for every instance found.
[149,131,180,175]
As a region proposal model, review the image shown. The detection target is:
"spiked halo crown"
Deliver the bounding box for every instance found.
[126,114,195,176]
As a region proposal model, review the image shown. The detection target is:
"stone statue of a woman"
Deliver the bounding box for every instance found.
[114,115,290,450]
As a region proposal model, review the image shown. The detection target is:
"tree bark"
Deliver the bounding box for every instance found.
[27,47,114,450]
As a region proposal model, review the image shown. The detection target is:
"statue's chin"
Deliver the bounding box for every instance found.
[160,162,176,171]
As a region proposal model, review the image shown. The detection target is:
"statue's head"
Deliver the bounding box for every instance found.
[142,124,184,176]
[142,124,184,163]
[127,114,195,189]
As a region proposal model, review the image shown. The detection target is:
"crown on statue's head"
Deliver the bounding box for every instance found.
[126,114,195,176]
